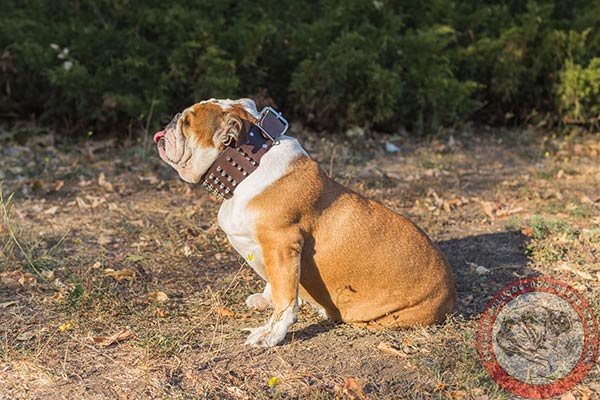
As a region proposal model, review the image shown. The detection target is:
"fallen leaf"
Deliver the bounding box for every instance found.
[521,226,534,237]
[226,386,248,399]
[466,261,490,275]
[555,263,594,280]
[479,200,495,219]
[560,392,576,400]
[83,195,106,208]
[215,306,236,317]
[98,172,114,191]
[41,270,55,280]
[580,194,593,204]
[495,206,523,217]
[148,291,169,303]
[377,342,407,357]
[343,378,368,400]
[448,390,467,399]
[1,271,37,287]
[103,268,135,281]
[43,206,59,215]
[16,330,36,341]
[97,236,112,246]
[54,180,64,191]
[126,254,145,262]
[0,301,18,308]
[75,196,90,209]
[182,245,193,257]
[90,329,134,347]
[442,201,451,213]
[138,175,160,185]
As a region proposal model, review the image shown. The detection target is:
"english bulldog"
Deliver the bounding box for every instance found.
[154,98,455,347]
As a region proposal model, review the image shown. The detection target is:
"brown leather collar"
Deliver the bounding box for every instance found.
[200,107,289,200]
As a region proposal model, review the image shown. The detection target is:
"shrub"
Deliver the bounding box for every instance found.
[0,0,598,135]
[556,58,600,124]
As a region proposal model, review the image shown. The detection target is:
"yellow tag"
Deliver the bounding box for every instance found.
[247,254,255,262]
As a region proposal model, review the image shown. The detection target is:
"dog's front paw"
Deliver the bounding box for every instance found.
[245,293,272,310]
[244,324,287,347]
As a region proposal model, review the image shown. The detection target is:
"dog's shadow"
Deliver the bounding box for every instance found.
[437,230,537,317]
[292,230,533,342]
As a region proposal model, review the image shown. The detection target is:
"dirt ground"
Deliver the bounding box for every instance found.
[1,125,599,399]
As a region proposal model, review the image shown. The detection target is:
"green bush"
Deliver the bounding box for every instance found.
[556,57,600,123]
[0,0,599,135]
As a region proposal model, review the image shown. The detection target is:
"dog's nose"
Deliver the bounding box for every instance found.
[153,130,165,143]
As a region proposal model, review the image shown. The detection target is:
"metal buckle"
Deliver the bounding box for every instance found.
[255,106,289,141]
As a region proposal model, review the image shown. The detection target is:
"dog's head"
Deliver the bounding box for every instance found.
[153,98,259,183]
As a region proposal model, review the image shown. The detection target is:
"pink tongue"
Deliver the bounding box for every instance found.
[153,130,165,143]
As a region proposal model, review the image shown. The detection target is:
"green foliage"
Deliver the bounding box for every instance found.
[0,0,599,135]
[556,57,600,123]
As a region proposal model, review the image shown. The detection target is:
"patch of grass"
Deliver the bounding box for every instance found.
[527,215,573,240]
[66,282,85,309]
[504,216,521,232]
[0,190,43,276]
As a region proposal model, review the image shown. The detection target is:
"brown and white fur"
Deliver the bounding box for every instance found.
[155,98,455,347]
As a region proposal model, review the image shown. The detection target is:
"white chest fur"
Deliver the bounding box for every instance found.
[217,136,307,280]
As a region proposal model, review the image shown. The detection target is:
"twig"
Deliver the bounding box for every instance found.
[141,99,156,162]
[328,144,337,177]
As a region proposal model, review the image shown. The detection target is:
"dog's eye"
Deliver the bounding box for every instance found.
[183,118,190,127]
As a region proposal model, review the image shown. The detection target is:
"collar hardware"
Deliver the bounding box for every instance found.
[200,107,288,200]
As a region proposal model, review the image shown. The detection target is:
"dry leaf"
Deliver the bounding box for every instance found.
[215,306,236,317]
[495,206,523,217]
[54,180,64,191]
[0,301,18,308]
[90,329,134,347]
[1,271,37,287]
[343,378,368,400]
[148,291,169,303]
[139,175,160,185]
[479,200,496,219]
[377,342,407,357]
[43,206,59,215]
[16,330,36,341]
[182,245,193,257]
[97,236,112,246]
[75,196,90,209]
[466,261,490,275]
[98,172,114,191]
[521,226,534,237]
[103,268,135,281]
[41,270,55,280]
[226,386,249,399]
[442,201,451,213]
[580,194,593,204]
[555,263,594,280]
[560,392,577,400]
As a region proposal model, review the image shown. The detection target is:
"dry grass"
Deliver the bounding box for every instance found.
[1,127,599,399]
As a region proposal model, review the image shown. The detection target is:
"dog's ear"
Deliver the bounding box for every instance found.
[217,113,242,147]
